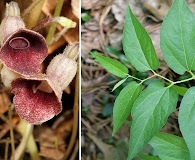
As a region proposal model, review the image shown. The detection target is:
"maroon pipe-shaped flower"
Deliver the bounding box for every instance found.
[11,75,62,124]
[0,1,79,124]
[0,29,48,76]
[11,42,79,124]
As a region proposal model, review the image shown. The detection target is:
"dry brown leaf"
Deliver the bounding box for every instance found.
[0,93,11,114]
[81,22,102,57]
[0,116,19,139]
[25,0,45,29]
[42,0,58,16]
[143,0,170,21]
[109,30,123,50]
[56,118,73,134]
[40,146,65,160]
[60,0,79,43]
[81,0,99,10]
[71,0,80,18]
[86,132,116,160]
[0,1,6,21]
[36,125,66,159]
[48,37,67,54]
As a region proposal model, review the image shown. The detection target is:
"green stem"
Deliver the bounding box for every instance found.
[151,70,174,83]
[188,70,195,77]
[171,77,194,86]
[127,72,156,84]
[166,70,195,87]
[140,74,156,84]
[46,0,64,45]
[127,69,195,88]
[127,74,142,82]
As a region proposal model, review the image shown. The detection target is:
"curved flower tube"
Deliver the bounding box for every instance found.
[0,29,48,76]
[11,75,62,124]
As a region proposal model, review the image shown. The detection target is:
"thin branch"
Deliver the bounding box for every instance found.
[46,0,64,45]
[63,71,79,159]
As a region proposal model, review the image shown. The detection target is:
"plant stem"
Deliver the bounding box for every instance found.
[127,69,195,88]
[26,133,40,160]
[8,105,15,159]
[13,120,33,160]
[188,70,195,77]
[63,72,79,159]
[15,120,40,160]
[140,74,156,84]
[5,139,9,160]
[46,0,64,45]
[127,74,142,82]
[0,112,9,124]
[171,77,195,85]
[151,70,174,83]
[54,136,59,160]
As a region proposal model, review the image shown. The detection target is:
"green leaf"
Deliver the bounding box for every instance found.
[128,81,178,159]
[149,132,190,160]
[178,87,195,159]
[160,0,195,74]
[171,85,188,96]
[91,52,128,78]
[105,45,122,56]
[112,77,128,92]
[106,45,129,64]
[123,6,159,72]
[113,81,142,135]
[138,153,160,160]
[102,103,113,117]
[165,82,188,96]
[81,12,91,22]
